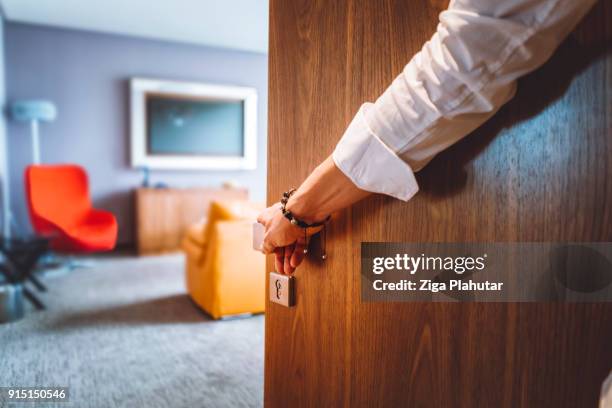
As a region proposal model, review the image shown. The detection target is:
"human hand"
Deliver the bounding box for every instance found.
[256,203,309,274]
[256,157,369,273]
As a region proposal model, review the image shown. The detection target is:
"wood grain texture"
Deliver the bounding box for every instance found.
[266,1,612,407]
[135,187,247,255]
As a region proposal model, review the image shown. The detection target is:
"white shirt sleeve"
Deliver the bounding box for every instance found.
[332,0,596,201]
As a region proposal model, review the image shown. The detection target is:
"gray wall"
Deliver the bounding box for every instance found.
[5,23,267,245]
[0,17,8,238]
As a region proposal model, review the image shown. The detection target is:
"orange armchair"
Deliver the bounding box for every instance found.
[24,165,117,252]
[183,200,265,319]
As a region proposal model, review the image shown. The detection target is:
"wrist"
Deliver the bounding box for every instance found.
[285,190,329,224]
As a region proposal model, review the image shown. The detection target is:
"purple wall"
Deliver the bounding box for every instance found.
[5,23,267,246]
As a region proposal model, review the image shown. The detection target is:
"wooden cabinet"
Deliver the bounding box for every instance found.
[135,187,247,255]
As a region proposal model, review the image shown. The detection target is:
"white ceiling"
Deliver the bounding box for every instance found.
[0,0,269,53]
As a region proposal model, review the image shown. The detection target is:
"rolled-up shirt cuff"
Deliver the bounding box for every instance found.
[332,104,419,201]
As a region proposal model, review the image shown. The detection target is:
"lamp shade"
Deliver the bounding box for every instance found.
[10,100,57,122]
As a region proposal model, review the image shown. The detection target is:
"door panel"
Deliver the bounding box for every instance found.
[266,1,612,406]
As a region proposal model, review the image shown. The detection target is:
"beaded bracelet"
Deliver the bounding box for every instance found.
[280,188,330,259]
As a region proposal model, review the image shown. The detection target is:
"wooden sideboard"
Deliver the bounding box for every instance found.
[135,187,248,255]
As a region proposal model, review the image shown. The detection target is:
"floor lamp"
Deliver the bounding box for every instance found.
[0,101,57,316]
[5,100,57,238]
[10,100,57,164]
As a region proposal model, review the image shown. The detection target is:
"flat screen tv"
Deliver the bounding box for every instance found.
[130,78,257,170]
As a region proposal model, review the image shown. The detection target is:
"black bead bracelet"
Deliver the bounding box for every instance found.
[280,188,330,259]
[280,188,330,228]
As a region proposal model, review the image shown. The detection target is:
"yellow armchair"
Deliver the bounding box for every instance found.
[183,200,265,319]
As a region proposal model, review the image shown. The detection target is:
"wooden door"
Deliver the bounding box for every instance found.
[266,1,612,407]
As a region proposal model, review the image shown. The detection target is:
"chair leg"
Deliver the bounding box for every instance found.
[23,286,45,310]
[28,274,47,292]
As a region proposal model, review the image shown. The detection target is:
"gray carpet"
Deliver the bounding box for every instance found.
[0,254,264,408]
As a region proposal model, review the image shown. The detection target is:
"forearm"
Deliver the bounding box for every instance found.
[286,156,371,223]
[333,0,596,201]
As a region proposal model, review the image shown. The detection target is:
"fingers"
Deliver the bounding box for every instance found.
[283,243,296,275]
[262,240,276,255]
[257,211,270,226]
[274,247,284,274]
[271,244,300,275]
[290,241,306,268]
[257,202,281,226]
[256,209,270,227]
[258,199,311,273]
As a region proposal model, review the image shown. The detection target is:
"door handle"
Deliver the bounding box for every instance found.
[252,222,265,250]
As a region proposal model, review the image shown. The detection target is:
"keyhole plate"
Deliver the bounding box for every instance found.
[269,272,295,307]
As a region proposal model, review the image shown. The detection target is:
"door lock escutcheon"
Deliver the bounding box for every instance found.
[269,272,295,307]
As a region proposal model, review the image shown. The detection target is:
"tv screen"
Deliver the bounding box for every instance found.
[146,94,245,157]
[130,78,257,170]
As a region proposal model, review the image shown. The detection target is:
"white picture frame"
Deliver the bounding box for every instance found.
[130,78,257,170]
